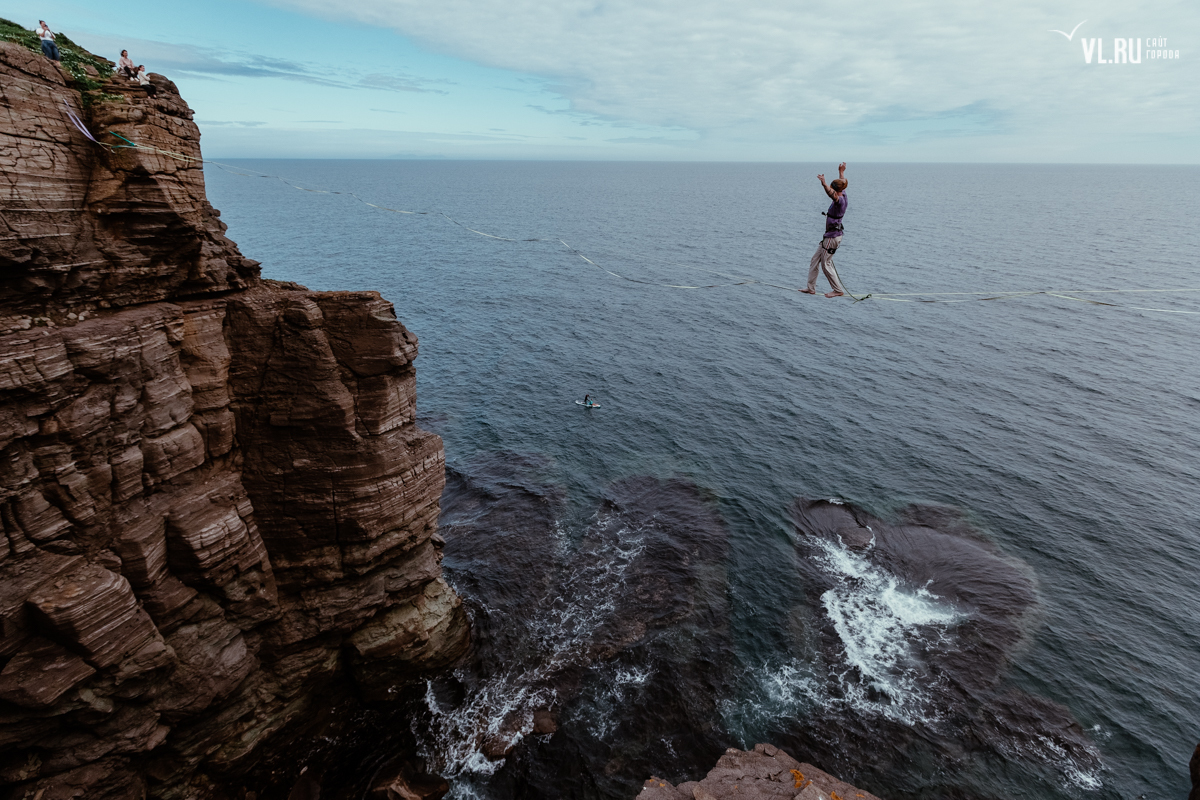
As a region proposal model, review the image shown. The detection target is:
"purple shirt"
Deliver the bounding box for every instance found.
[824,190,847,238]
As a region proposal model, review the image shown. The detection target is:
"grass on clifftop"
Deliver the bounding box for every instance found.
[0,16,116,102]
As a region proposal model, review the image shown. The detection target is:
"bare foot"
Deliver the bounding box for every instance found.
[824,292,844,298]
[799,289,817,294]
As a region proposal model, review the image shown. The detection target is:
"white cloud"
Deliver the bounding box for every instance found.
[268,0,1199,152]
[75,32,451,93]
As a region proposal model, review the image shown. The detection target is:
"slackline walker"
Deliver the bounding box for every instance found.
[62,107,1200,317]
[800,162,850,299]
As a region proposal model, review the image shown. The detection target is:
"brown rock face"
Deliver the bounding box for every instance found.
[638,745,884,800]
[0,37,467,799]
[0,41,257,325]
[1190,743,1200,800]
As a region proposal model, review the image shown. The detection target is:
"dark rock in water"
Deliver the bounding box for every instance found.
[288,768,321,800]
[834,525,874,551]
[367,760,449,800]
[440,452,567,641]
[793,498,1038,698]
[532,709,558,735]
[638,744,883,800]
[1189,743,1200,800]
[788,498,1100,795]
[479,476,736,798]
[417,472,734,799]
[480,708,528,760]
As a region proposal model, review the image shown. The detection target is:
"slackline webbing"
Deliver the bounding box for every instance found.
[60,109,1200,317]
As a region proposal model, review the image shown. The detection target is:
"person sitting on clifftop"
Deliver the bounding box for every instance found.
[118,50,136,79]
[37,20,60,63]
[135,66,157,98]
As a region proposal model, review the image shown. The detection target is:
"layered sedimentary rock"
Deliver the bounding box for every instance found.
[0,41,256,321]
[0,40,467,798]
[638,745,883,800]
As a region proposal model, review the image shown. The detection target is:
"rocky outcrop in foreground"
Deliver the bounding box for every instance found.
[1189,743,1200,800]
[638,745,883,800]
[0,38,467,798]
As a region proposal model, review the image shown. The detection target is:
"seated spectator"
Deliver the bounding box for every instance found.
[136,66,157,98]
[118,50,137,79]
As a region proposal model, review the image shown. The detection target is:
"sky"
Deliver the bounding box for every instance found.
[3,0,1196,161]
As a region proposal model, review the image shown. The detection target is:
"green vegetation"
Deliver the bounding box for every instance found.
[0,16,118,104]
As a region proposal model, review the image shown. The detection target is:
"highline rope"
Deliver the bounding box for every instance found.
[70,115,1200,317]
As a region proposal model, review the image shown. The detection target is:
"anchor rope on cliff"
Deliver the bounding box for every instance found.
[66,112,1200,315]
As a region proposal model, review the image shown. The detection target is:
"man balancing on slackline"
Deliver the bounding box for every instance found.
[801,162,849,298]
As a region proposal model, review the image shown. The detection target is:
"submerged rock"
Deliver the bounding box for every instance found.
[788,499,1100,794]
[416,471,734,799]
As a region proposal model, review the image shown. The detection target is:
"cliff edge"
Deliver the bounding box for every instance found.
[0,36,468,799]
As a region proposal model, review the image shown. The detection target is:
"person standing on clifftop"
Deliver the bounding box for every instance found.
[800,162,849,298]
[37,21,60,63]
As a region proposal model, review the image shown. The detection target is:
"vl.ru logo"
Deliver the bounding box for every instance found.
[1050,21,1181,63]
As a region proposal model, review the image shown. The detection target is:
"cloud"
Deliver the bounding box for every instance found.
[79,34,344,85]
[606,136,697,146]
[196,120,269,127]
[267,0,1200,148]
[196,125,576,159]
[358,72,450,93]
[77,32,451,93]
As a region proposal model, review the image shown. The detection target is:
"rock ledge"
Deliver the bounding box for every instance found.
[638,744,884,800]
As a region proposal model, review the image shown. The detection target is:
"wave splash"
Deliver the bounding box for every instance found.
[785,499,1104,793]
[813,534,959,723]
[420,509,648,794]
[418,460,731,799]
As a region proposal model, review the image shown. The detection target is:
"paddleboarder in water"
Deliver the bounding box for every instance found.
[583,394,594,408]
[801,162,849,298]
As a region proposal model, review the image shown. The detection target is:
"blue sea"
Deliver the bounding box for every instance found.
[206,161,1200,800]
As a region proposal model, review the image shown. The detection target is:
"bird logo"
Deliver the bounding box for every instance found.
[1049,20,1087,41]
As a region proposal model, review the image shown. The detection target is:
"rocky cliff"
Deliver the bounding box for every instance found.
[0,37,468,799]
[638,745,883,800]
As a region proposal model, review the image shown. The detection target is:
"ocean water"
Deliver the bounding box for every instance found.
[205,161,1200,800]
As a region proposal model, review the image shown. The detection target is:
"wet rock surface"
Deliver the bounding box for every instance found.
[406,464,736,799]
[0,38,467,799]
[786,499,1099,795]
[638,744,883,800]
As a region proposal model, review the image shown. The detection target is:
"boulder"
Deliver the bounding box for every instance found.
[637,745,884,800]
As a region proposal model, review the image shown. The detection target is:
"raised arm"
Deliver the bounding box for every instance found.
[818,163,848,199]
[818,173,837,200]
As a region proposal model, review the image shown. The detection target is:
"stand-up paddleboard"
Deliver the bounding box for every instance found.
[575,400,601,408]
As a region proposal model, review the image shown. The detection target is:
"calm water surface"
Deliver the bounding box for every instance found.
[206,161,1200,800]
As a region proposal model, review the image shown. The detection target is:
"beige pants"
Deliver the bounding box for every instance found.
[807,236,846,294]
